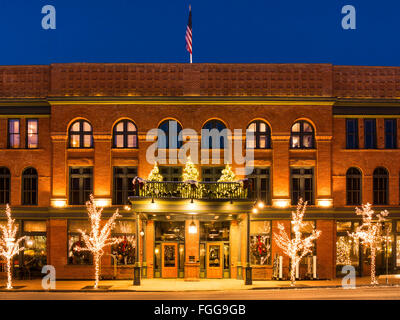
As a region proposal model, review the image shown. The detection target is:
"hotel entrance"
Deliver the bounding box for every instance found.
[200,221,230,279]
[154,221,185,278]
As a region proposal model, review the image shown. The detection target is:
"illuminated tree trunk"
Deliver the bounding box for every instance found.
[370,245,377,285]
[6,258,12,289]
[94,253,100,289]
[290,259,297,287]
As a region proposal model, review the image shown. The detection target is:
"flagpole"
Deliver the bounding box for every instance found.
[189,4,192,64]
[190,54,192,64]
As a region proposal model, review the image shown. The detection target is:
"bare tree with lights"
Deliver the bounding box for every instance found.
[348,203,389,285]
[0,205,26,289]
[273,199,321,286]
[76,195,121,289]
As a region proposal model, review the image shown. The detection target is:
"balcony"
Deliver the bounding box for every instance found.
[132,181,248,200]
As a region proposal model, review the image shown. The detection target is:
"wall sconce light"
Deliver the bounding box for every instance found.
[51,199,67,208]
[124,205,131,211]
[257,201,265,209]
[189,217,197,234]
[252,207,258,214]
[272,199,290,208]
[140,229,145,237]
[317,199,333,208]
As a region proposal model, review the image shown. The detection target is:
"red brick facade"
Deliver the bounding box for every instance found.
[0,63,400,281]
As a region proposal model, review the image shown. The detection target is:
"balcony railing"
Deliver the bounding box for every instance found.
[132,181,248,200]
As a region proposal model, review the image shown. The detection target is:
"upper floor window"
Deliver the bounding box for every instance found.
[385,119,397,149]
[26,119,39,149]
[69,167,93,205]
[113,167,137,205]
[158,119,182,149]
[69,120,93,148]
[346,119,359,149]
[247,167,270,205]
[201,167,224,181]
[364,119,377,149]
[290,121,314,149]
[8,119,20,149]
[0,167,10,205]
[246,120,271,149]
[373,167,388,205]
[201,119,227,149]
[22,167,38,205]
[346,167,361,206]
[113,120,138,148]
[291,168,314,205]
[159,166,182,181]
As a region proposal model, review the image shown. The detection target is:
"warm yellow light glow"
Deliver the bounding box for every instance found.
[273,199,290,208]
[317,199,333,208]
[257,201,265,209]
[189,221,197,234]
[124,205,131,211]
[252,208,258,214]
[51,199,67,208]
[94,198,111,208]
[187,202,196,211]
[155,248,160,254]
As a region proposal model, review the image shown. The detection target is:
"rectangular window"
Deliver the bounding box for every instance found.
[26,119,39,149]
[68,220,93,265]
[385,119,397,149]
[201,167,224,181]
[364,119,377,149]
[159,166,182,181]
[113,167,137,205]
[247,167,270,204]
[346,119,358,149]
[291,168,314,205]
[250,220,272,265]
[69,167,93,205]
[8,119,20,149]
[111,220,136,265]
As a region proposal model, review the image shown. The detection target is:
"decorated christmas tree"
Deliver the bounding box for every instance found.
[0,205,26,289]
[348,203,389,285]
[147,162,163,182]
[274,199,321,286]
[75,195,121,289]
[218,163,236,182]
[182,156,199,181]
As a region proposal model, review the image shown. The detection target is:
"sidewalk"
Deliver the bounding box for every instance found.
[0,276,399,292]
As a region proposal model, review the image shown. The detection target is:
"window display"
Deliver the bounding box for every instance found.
[68,220,92,264]
[111,221,136,265]
[250,221,271,265]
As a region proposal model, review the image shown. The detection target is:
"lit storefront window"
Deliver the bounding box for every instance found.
[22,221,47,277]
[68,220,92,265]
[111,220,136,265]
[250,221,271,265]
[336,221,360,273]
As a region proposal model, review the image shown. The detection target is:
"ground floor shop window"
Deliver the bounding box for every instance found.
[250,220,271,265]
[21,221,47,278]
[336,221,360,275]
[111,220,136,265]
[68,220,92,265]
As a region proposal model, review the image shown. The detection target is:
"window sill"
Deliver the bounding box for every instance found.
[342,148,400,152]
[67,148,94,152]
[289,148,316,152]
[0,148,43,151]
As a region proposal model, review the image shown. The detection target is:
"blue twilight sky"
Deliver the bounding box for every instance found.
[0,0,398,66]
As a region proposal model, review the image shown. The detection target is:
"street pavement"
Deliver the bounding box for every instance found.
[0,286,399,299]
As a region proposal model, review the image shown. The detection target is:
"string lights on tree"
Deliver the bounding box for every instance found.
[147,162,163,182]
[273,199,321,287]
[75,195,122,289]
[182,156,199,181]
[218,163,236,182]
[0,205,26,289]
[348,203,389,285]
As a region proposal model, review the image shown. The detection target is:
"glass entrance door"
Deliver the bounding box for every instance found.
[206,243,223,278]
[162,243,178,278]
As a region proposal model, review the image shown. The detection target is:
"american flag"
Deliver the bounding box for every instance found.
[185,5,192,55]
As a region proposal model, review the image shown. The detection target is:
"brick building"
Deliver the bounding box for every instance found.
[0,63,400,281]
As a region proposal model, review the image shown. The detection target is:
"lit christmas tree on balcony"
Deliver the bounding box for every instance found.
[218,163,236,182]
[348,203,389,285]
[75,195,121,289]
[273,199,321,286]
[147,162,163,182]
[0,205,26,289]
[182,156,199,181]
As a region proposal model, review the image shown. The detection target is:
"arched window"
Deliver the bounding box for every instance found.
[346,168,361,205]
[22,167,38,205]
[69,120,93,148]
[290,120,315,149]
[201,119,227,149]
[158,119,182,149]
[0,167,10,205]
[246,120,271,149]
[113,120,138,148]
[373,167,388,205]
